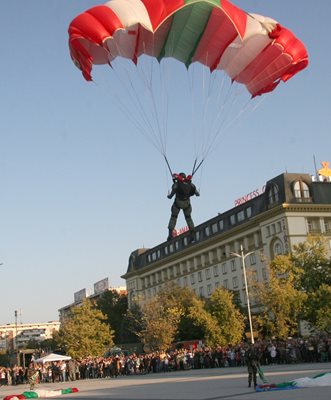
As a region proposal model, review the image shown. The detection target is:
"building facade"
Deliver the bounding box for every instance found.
[122,171,331,309]
[0,321,60,352]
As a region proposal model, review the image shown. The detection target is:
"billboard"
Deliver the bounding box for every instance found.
[74,288,86,303]
[94,277,109,294]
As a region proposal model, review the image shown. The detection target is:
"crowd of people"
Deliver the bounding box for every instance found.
[0,335,330,387]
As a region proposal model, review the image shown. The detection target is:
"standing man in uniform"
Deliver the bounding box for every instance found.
[167,172,200,242]
[245,343,262,388]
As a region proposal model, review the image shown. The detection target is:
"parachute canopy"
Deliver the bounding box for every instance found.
[68,0,308,98]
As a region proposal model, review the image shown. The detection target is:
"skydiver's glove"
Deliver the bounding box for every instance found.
[196,190,200,197]
[167,194,172,199]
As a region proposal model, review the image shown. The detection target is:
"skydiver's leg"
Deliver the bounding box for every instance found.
[253,367,257,387]
[183,204,195,240]
[248,365,253,387]
[167,203,180,240]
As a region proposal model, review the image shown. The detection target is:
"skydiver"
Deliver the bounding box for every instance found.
[167,172,200,242]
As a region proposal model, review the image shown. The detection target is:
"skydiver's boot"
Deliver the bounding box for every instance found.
[167,229,173,241]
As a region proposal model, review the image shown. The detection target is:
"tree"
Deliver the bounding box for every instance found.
[305,284,331,334]
[291,235,331,292]
[253,255,307,339]
[138,295,183,352]
[291,236,331,334]
[96,290,128,344]
[188,287,245,347]
[156,283,204,342]
[120,302,144,344]
[55,300,114,359]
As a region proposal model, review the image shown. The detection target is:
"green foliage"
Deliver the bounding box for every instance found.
[55,300,114,359]
[290,236,331,334]
[96,290,128,344]
[138,296,182,351]
[156,283,204,341]
[253,254,307,339]
[305,284,331,334]
[291,235,331,292]
[120,302,144,344]
[188,287,245,347]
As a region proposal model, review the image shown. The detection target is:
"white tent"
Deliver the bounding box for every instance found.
[34,353,72,364]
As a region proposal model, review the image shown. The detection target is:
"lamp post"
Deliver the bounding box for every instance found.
[230,244,255,344]
[14,310,19,366]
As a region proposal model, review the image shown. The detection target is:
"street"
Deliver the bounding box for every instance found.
[1,363,330,400]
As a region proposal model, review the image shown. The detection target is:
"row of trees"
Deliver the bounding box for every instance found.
[53,236,331,359]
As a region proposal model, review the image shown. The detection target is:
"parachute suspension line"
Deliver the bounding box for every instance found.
[202,81,244,160]
[94,66,161,153]
[188,62,202,167]
[142,52,167,156]
[135,52,163,154]
[200,55,221,159]
[191,158,197,177]
[164,154,173,177]
[188,64,196,159]
[157,50,170,158]
[192,157,204,177]
[107,48,161,152]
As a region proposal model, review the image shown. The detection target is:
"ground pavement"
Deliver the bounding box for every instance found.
[1,362,330,400]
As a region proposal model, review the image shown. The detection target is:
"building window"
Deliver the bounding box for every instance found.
[183,276,188,286]
[205,226,211,236]
[212,223,218,234]
[232,277,238,288]
[262,268,267,280]
[207,284,212,296]
[215,281,220,288]
[237,210,245,222]
[246,207,252,218]
[198,271,203,282]
[199,287,204,297]
[230,214,236,225]
[249,253,256,265]
[307,218,321,234]
[223,279,229,289]
[231,259,236,271]
[205,268,211,280]
[190,274,195,284]
[274,241,283,255]
[219,220,224,230]
[293,180,311,201]
[213,264,219,277]
[324,218,331,233]
[268,184,279,205]
[222,263,227,274]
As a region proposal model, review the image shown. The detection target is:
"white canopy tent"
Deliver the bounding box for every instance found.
[34,353,72,364]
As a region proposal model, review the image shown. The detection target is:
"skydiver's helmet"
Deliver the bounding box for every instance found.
[179,172,186,179]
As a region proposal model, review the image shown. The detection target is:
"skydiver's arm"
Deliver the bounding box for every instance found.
[167,183,177,199]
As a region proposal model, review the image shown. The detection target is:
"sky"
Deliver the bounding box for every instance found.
[0,0,330,324]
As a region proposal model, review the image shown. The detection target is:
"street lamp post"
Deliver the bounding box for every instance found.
[230,244,255,344]
[14,310,19,366]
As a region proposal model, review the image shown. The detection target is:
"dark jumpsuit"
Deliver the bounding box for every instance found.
[167,179,199,235]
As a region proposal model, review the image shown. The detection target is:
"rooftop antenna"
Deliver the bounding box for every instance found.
[313,154,318,180]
